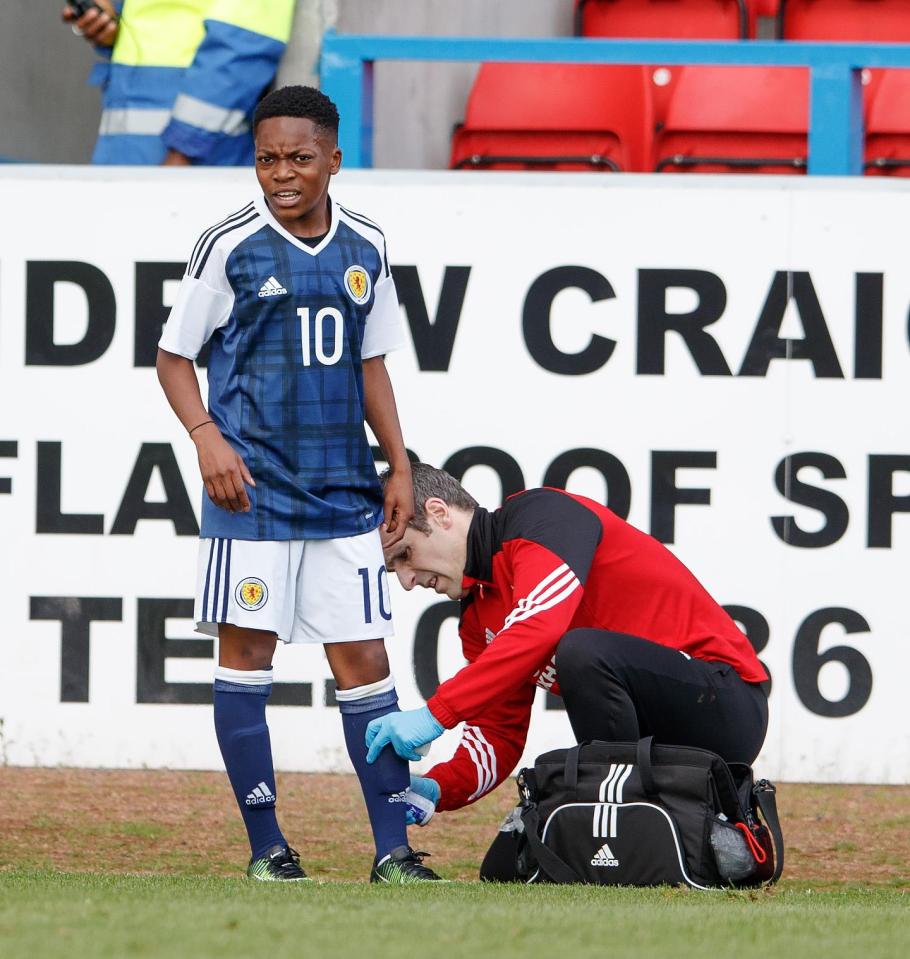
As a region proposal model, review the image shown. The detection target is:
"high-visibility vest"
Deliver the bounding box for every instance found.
[90,0,295,165]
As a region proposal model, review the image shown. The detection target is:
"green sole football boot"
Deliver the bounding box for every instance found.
[370,845,446,884]
[247,844,311,882]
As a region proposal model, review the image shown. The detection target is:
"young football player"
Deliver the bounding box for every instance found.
[157,86,442,883]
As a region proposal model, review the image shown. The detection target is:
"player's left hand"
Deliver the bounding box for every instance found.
[380,466,414,549]
[365,706,444,763]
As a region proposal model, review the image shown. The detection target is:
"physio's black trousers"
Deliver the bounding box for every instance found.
[554,629,768,764]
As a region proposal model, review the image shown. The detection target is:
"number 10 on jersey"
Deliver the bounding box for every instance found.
[298,307,344,366]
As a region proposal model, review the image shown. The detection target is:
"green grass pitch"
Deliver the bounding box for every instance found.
[1,871,906,959]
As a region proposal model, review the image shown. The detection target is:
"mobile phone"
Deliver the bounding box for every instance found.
[67,1,102,16]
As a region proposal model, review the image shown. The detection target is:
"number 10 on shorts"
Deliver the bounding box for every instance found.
[359,566,392,624]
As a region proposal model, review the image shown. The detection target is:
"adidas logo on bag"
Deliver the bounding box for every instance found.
[245,782,275,806]
[258,276,288,297]
[591,842,619,867]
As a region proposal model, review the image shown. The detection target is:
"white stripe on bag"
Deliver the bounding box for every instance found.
[594,767,614,836]
[600,764,620,802]
[615,764,634,803]
[607,766,620,803]
[591,764,634,837]
[595,766,617,835]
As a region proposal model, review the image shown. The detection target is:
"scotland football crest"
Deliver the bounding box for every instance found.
[344,265,371,304]
[236,577,269,611]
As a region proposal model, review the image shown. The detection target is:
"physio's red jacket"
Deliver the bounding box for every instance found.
[425,489,768,812]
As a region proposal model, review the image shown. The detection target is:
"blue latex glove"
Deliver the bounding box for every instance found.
[405,775,441,826]
[365,706,444,763]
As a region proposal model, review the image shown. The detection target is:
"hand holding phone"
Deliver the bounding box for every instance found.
[66,1,101,16]
[62,0,118,46]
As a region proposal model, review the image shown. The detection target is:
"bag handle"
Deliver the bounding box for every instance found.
[563,743,584,792]
[636,735,660,799]
[521,806,584,884]
[566,737,660,797]
[753,780,785,884]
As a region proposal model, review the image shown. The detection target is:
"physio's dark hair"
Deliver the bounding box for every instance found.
[380,462,479,534]
[253,85,340,136]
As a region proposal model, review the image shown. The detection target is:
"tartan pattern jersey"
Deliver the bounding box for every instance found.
[159,194,405,540]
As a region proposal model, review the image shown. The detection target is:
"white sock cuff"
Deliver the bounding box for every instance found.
[334,673,395,702]
[214,665,273,686]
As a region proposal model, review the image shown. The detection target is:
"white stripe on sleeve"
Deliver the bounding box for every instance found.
[500,564,580,634]
[462,735,489,801]
[465,726,498,796]
[463,726,498,801]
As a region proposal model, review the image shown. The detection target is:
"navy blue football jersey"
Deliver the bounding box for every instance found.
[159,194,405,540]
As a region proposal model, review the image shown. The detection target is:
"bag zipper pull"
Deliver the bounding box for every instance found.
[735,822,768,864]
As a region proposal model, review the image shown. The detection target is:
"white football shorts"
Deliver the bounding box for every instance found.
[194,528,394,644]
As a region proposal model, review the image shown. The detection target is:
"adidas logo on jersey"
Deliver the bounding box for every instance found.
[591,843,619,867]
[258,276,288,297]
[245,781,275,806]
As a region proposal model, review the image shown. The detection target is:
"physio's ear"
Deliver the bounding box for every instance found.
[424,497,451,527]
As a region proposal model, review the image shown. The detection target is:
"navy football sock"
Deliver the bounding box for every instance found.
[337,677,409,860]
[213,666,287,861]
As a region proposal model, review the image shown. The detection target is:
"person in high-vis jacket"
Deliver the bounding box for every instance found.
[62,0,295,165]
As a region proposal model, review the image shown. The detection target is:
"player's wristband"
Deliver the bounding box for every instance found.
[188,419,215,436]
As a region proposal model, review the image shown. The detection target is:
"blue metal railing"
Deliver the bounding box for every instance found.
[319,32,910,175]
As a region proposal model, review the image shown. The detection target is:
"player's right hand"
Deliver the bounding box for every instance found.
[62,1,118,47]
[192,425,255,513]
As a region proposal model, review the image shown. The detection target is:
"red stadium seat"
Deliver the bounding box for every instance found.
[652,66,809,173]
[450,62,653,173]
[778,4,910,176]
[574,0,754,40]
[778,0,910,41]
[864,69,910,176]
[778,0,910,176]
